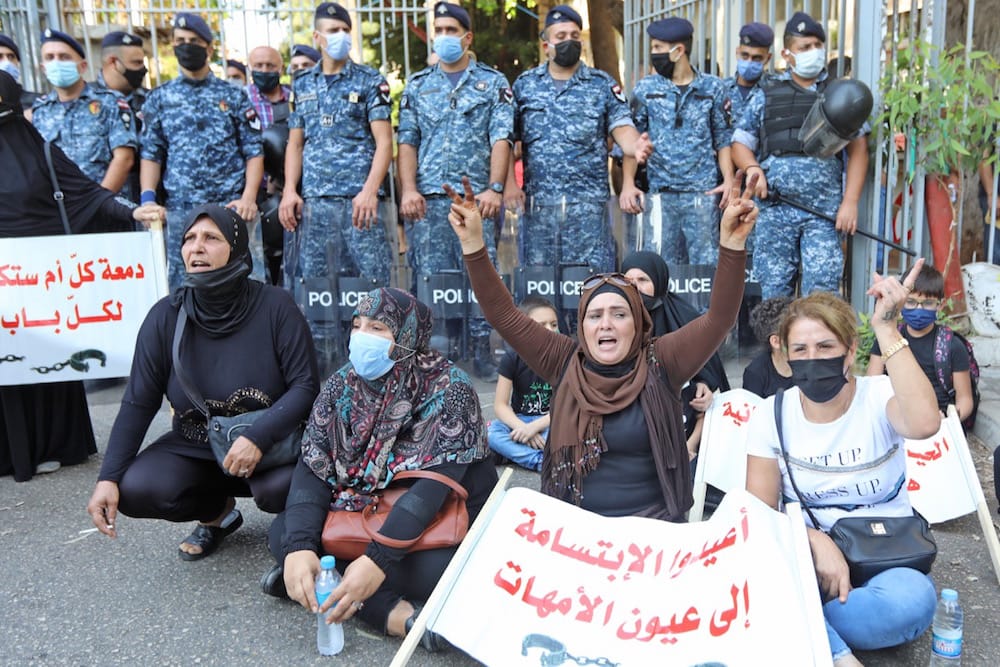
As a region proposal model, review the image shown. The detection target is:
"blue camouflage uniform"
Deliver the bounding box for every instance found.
[94,73,148,202]
[631,69,732,266]
[285,60,393,373]
[721,76,758,147]
[32,83,137,190]
[514,61,632,271]
[733,70,845,299]
[397,60,513,337]
[140,73,263,289]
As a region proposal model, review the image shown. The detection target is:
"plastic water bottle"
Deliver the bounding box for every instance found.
[929,588,963,665]
[315,555,344,656]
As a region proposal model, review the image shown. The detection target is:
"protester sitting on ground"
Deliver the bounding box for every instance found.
[446,173,757,519]
[0,70,164,483]
[488,296,558,472]
[87,205,319,560]
[262,287,497,650]
[742,296,795,398]
[745,266,940,667]
[621,250,731,463]
[867,264,976,425]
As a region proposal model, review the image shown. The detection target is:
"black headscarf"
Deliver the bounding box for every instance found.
[0,71,117,238]
[622,251,730,392]
[170,205,264,337]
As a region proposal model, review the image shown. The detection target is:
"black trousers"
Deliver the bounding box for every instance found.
[118,442,293,523]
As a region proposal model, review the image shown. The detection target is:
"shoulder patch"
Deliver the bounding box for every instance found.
[499,87,513,104]
[400,94,411,110]
[377,81,391,105]
[218,100,229,112]
[611,84,626,103]
[88,100,101,115]
[116,98,130,112]
[245,107,261,131]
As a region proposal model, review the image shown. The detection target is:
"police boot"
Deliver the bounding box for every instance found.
[472,336,498,382]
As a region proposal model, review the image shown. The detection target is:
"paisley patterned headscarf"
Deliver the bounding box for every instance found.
[301,288,487,510]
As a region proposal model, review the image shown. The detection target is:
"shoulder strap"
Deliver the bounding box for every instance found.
[43,141,72,235]
[932,326,954,394]
[774,389,822,529]
[171,308,211,421]
[391,470,469,500]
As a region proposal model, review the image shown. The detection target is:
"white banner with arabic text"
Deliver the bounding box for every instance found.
[0,232,166,385]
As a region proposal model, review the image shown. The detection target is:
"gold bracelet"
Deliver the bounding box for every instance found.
[882,337,910,361]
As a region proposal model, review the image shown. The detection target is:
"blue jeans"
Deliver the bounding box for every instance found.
[823,567,936,659]
[488,414,546,472]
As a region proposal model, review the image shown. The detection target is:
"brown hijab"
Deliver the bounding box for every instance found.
[543,277,685,512]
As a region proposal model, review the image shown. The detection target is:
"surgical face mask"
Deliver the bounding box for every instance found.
[736,59,764,82]
[651,46,680,80]
[901,308,937,331]
[789,47,826,79]
[174,43,209,72]
[44,60,81,88]
[118,62,147,90]
[789,355,848,403]
[433,35,466,65]
[551,39,582,68]
[349,331,396,380]
[0,60,20,84]
[324,31,351,61]
[252,70,280,92]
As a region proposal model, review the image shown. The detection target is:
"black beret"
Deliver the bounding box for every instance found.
[433,2,471,31]
[291,44,321,62]
[41,29,85,59]
[225,59,246,75]
[739,22,773,48]
[173,12,213,44]
[647,17,693,43]
[784,12,826,42]
[102,30,144,49]
[0,34,20,61]
[315,3,352,29]
[546,5,583,30]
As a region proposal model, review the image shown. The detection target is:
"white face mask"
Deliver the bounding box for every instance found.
[789,47,826,79]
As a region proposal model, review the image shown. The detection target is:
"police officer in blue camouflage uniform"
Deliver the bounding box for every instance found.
[732,12,868,298]
[95,30,149,202]
[139,13,264,290]
[32,29,137,194]
[507,5,650,275]
[397,1,513,380]
[721,22,773,152]
[289,44,320,78]
[620,17,734,267]
[278,2,393,376]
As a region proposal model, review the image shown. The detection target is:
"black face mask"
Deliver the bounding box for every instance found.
[789,355,848,403]
[174,43,208,72]
[252,70,280,92]
[552,40,582,68]
[651,52,676,79]
[639,293,661,312]
[118,63,147,91]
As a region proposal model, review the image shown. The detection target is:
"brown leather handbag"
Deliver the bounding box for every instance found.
[320,470,470,561]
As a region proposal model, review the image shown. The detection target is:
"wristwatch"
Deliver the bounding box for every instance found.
[489,181,504,194]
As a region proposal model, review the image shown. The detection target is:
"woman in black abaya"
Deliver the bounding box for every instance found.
[0,71,163,481]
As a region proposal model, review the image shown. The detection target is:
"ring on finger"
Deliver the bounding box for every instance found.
[353,601,364,611]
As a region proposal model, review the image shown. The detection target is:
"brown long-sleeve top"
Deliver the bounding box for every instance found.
[465,246,747,518]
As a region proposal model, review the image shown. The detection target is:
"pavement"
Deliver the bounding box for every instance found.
[2,349,999,666]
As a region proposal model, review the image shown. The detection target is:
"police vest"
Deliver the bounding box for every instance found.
[759,78,828,158]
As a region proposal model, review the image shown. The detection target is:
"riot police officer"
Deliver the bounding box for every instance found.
[620,17,734,267]
[139,12,264,290]
[507,5,650,275]
[32,29,137,194]
[397,1,513,380]
[278,1,393,376]
[721,22,773,148]
[95,30,148,202]
[732,12,869,298]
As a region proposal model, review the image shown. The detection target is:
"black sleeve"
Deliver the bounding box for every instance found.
[742,353,767,397]
[363,462,470,574]
[281,460,332,558]
[89,196,137,232]
[949,336,970,373]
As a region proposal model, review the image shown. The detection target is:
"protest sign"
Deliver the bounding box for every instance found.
[428,487,829,666]
[0,231,166,385]
[691,389,762,521]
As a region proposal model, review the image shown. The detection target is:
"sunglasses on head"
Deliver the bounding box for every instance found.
[581,273,633,292]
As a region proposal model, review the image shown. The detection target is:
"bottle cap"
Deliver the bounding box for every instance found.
[320,555,336,570]
[941,588,958,601]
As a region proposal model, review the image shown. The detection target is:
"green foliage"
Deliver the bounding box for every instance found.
[879,40,1000,177]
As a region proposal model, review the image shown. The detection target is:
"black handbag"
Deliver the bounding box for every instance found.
[774,389,937,587]
[171,309,303,473]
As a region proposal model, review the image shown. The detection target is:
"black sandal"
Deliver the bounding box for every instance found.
[178,509,243,561]
[405,603,449,653]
